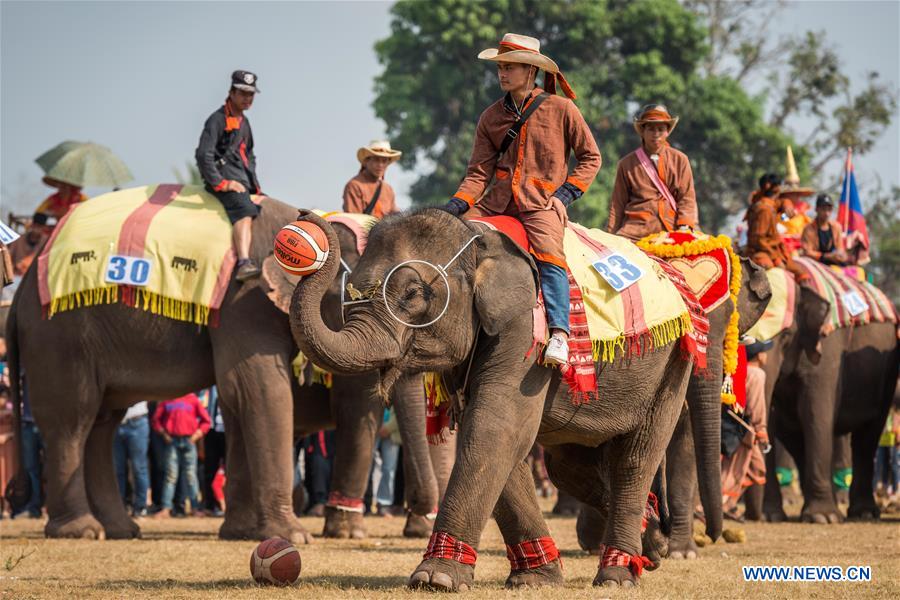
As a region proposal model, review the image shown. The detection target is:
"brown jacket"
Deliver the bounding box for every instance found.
[607,145,697,240]
[746,196,790,267]
[454,87,601,213]
[800,220,845,262]
[342,170,397,218]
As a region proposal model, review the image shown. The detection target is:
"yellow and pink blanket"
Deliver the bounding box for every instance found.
[37,184,237,325]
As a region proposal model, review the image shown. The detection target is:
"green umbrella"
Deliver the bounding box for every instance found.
[35,140,133,188]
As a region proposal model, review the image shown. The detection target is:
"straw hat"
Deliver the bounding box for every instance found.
[478,33,577,99]
[478,33,559,74]
[357,140,402,164]
[633,104,679,135]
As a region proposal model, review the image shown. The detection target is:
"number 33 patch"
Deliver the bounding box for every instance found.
[591,252,644,292]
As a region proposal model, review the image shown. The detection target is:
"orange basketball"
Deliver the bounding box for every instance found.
[273,221,330,276]
[249,537,302,585]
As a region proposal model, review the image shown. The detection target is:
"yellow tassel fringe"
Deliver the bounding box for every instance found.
[48,286,211,326]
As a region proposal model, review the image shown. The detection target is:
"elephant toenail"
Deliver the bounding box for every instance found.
[431,572,454,590]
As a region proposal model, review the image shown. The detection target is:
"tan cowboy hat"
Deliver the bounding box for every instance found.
[478,33,559,73]
[357,140,402,164]
[478,33,577,99]
[633,104,679,135]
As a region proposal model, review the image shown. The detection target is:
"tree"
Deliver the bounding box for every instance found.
[373,0,797,231]
[863,184,900,303]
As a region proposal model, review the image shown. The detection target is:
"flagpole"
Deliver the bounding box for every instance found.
[840,147,852,232]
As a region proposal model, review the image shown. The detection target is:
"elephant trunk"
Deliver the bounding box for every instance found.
[688,366,724,542]
[392,375,439,516]
[290,211,401,375]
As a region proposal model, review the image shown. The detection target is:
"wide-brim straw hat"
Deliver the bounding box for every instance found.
[478,33,559,74]
[357,140,402,164]
[633,104,679,135]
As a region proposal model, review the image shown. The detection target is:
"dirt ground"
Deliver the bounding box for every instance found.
[1,502,898,599]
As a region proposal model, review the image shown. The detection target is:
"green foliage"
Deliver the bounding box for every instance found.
[373,0,891,234]
[864,185,900,303]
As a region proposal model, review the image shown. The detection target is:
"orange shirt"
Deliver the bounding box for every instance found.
[36,189,86,219]
[342,170,397,218]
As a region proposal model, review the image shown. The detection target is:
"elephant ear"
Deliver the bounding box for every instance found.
[261,255,300,314]
[472,229,539,336]
[740,256,771,301]
[798,285,830,364]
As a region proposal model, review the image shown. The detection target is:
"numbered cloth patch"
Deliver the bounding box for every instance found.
[794,256,897,330]
[37,184,239,325]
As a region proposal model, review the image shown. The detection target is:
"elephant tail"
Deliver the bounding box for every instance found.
[4,295,31,510]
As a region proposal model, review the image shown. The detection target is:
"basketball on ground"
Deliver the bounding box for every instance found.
[273,220,329,275]
[249,537,302,585]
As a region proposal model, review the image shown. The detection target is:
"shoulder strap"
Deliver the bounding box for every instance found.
[498,92,550,157]
[363,181,383,215]
[635,147,678,212]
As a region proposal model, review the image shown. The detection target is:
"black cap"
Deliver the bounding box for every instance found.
[815,194,833,209]
[758,173,782,190]
[745,339,773,360]
[231,70,260,93]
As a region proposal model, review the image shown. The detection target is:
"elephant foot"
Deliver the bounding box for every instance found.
[45,513,106,540]
[219,504,258,540]
[552,494,580,516]
[667,536,699,560]
[642,519,667,569]
[505,559,564,588]
[408,558,474,592]
[403,513,433,538]
[101,517,142,540]
[801,510,843,524]
[594,566,638,588]
[259,514,313,545]
[762,509,789,523]
[846,505,880,521]
[323,507,366,539]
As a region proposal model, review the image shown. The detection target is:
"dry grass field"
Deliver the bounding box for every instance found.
[1,502,898,599]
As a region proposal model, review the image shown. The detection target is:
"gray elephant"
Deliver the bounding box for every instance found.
[289,210,702,589]
[732,271,898,523]
[5,196,440,542]
[576,255,772,559]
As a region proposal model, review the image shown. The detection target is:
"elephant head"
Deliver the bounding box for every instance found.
[736,256,772,334]
[786,285,831,368]
[288,209,538,395]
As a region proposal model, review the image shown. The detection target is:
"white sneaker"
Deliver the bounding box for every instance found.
[544,334,569,365]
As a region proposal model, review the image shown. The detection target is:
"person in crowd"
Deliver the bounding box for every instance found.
[113,401,150,517]
[152,392,210,518]
[12,379,43,519]
[744,173,808,281]
[369,407,401,517]
[874,401,900,499]
[195,70,263,282]
[442,32,602,365]
[8,213,53,276]
[607,104,697,240]
[721,341,771,521]
[200,387,226,516]
[303,430,336,517]
[35,177,86,220]
[800,194,846,265]
[343,141,402,217]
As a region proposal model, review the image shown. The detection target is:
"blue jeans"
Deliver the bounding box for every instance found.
[113,417,150,511]
[874,446,900,491]
[161,436,200,510]
[537,261,570,334]
[371,437,400,507]
[18,422,43,516]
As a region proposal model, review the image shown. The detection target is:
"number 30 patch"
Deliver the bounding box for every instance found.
[105,255,152,286]
[591,252,644,292]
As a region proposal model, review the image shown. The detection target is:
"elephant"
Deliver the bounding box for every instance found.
[742,279,899,523]
[5,196,442,542]
[576,255,772,560]
[289,209,700,589]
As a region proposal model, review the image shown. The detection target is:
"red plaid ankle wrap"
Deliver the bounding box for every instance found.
[424,531,478,565]
[642,492,660,532]
[326,491,364,512]
[600,546,653,578]
[505,536,560,571]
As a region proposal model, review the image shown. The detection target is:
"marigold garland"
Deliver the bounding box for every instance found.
[638,232,742,405]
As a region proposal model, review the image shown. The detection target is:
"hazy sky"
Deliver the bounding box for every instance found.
[2,0,898,217]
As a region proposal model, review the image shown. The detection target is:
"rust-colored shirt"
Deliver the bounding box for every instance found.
[746,195,790,266]
[800,220,845,262]
[342,170,397,219]
[454,87,601,213]
[607,145,697,240]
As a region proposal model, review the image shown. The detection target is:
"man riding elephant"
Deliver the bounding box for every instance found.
[343,140,402,218]
[744,173,808,282]
[442,32,602,366]
[607,104,697,240]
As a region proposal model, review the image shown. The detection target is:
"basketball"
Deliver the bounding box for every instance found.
[273,220,330,276]
[249,537,301,585]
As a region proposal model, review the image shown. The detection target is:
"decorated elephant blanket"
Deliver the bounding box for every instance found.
[468,216,706,403]
[795,257,897,331]
[37,184,237,325]
[744,267,795,342]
